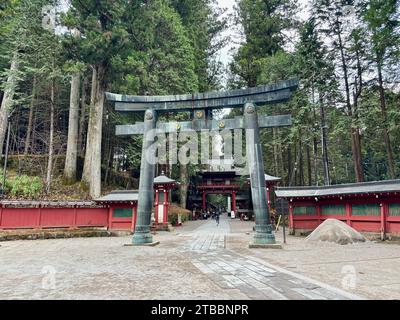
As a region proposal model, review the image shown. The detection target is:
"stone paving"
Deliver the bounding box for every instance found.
[0,215,398,299]
[180,217,359,300]
[225,218,400,300]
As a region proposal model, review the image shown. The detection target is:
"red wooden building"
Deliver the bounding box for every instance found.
[195,171,242,212]
[95,190,139,231]
[275,179,400,239]
[153,172,177,229]
[246,174,281,210]
[188,171,281,218]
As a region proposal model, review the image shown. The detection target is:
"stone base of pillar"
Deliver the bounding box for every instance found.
[252,224,276,245]
[124,241,160,247]
[248,242,283,249]
[132,231,154,245]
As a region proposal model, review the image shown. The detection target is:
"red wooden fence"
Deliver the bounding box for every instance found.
[0,202,137,232]
[289,198,400,237]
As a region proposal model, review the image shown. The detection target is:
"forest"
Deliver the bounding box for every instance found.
[0,0,399,204]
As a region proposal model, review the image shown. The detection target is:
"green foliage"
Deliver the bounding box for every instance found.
[111,0,199,95]
[362,0,399,62]
[229,0,400,185]
[0,174,12,192]
[1,175,43,198]
[171,0,228,91]
[230,0,298,87]
[62,0,132,68]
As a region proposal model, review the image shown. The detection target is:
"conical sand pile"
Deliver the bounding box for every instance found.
[306,219,366,245]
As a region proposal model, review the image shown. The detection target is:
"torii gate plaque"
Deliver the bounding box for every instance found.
[106,79,298,247]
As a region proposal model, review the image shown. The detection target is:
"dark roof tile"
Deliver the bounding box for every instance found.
[275,180,400,198]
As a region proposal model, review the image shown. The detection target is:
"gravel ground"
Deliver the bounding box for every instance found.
[226,219,400,300]
[0,216,398,300]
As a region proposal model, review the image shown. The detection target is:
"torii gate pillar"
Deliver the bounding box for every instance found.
[244,103,276,246]
[132,109,157,245]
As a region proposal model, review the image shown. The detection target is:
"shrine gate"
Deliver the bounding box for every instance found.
[106,79,298,246]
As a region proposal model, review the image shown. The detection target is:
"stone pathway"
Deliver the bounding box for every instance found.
[182,216,362,300]
[181,216,229,252]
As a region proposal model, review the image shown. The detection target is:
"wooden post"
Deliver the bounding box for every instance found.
[289,204,294,230]
[164,190,168,225]
[108,206,113,230]
[345,202,351,227]
[37,206,42,229]
[232,191,237,212]
[316,204,321,225]
[72,206,78,229]
[380,202,386,241]
[202,192,206,211]
[131,206,136,232]
[266,186,271,210]
[154,190,159,224]
[0,204,3,229]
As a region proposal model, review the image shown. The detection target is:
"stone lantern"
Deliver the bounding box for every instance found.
[153,172,177,230]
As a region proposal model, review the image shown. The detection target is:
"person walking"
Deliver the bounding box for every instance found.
[215,211,220,226]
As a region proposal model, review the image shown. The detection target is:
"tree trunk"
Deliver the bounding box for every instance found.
[377,61,396,179]
[352,48,364,182]
[277,133,285,182]
[78,75,88,155]
[0,54,19,155]
[24,77,36,157]
[298,135,304,186]
[46,78,55,193]
[89,64,106,198]
[287,145,292,186]
[312,106,319,186]
[31,110,37,154]
[179,164,188,208]
[64,72,81,183]
[306,142,312,186]
[320,99,330,185]
[103,107,113,184]
[82,67,97,185]
[293,143,297,185]
[337,25,364,182]
[351,129,363,182]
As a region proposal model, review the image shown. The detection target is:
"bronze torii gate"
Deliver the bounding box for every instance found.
[106,79,298,247]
